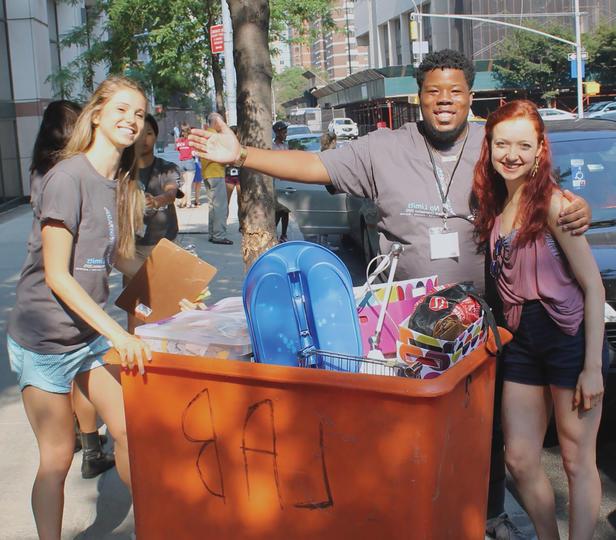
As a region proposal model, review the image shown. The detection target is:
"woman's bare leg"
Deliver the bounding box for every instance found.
[71,383,97,433]
[502,381,559,539]
[75,365,130,489]
[552,385,602,540]
[22,387,75,540]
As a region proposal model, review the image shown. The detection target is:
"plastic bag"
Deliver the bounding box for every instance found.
[136,296,251,359]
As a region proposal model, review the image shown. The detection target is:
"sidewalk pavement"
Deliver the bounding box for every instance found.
[0,192,534,539]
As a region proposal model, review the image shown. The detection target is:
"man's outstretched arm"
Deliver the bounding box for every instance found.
[188,115,331,185]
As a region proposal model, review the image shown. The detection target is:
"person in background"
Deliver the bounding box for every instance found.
[272,120,290,243]
[472,100,607,540]
[115,113,181,331]
[201,113,232,245]
[188,49,591,539]
[176,122,195,208]
[192,155,203,206]
[225,125,241,222]
[7,76,151,539]
[29,99,115,480]
[173,124,180,141]
[320,132,337,151]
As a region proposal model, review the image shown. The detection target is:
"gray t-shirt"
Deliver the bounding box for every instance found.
[320,122,485,291]
[139,157,181,246]
[9,154,118,353]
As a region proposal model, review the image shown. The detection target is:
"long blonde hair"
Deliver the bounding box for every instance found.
[63,76,146,259]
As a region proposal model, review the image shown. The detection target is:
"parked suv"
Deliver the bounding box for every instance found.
[328,117,359,139]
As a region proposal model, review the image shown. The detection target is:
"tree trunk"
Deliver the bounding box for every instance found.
[227,0,277,269]
[210,52,227,118]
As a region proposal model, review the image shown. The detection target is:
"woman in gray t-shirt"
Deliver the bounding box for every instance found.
[7,76,151,538]
[28,99,119,479]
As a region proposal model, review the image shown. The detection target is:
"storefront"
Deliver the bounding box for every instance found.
[313,63,509,135]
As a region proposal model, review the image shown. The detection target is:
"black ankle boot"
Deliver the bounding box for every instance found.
[74,431,108,453]
[81,431,116,479]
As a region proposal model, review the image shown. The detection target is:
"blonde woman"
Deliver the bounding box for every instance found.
[7,76,151,539]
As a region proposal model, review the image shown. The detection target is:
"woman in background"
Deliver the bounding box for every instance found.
[175,122,195,208]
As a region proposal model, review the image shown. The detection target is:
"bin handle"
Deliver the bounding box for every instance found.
[288,270,315,359]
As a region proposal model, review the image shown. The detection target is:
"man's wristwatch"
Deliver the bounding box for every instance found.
[233,146,248,167]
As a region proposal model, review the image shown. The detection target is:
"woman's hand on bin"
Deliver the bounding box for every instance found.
[112,332,152,375]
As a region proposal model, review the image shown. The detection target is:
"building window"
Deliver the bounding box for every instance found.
[0,0,23,204]
[48,0,62,97]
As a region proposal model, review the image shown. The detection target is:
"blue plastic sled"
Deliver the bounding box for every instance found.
[243,241,363,371]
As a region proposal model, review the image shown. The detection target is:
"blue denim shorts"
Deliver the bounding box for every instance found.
[7,335,109,394]
[179,159,196,172]
[502,301,609,389]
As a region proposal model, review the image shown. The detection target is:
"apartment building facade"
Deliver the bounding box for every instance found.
[355,0,615,68]
[1,0,105,207]
[289,0,369,81]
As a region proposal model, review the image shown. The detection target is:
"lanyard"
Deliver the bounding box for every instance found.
[423,128,469,221]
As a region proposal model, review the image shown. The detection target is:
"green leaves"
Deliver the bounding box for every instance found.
[585,25,616,86]
[51,0,336,108]
[494,21,616,102]
[493,21,573,102]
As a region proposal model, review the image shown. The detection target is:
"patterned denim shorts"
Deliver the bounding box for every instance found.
[7,334,109,393]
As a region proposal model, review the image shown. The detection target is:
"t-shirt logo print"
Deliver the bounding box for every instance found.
[429,296,449,311]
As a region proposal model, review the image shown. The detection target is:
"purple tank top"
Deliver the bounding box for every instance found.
[490,215,584,335]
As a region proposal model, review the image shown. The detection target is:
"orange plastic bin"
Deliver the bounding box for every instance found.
[108,328,510,540]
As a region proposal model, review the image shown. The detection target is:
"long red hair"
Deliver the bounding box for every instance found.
[471,99,556,247]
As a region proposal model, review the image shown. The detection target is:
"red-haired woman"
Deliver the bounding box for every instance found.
[471,100,608,540]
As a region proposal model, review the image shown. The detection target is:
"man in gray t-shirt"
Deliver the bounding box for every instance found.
[190,56,588,292]
[321,120,484,289]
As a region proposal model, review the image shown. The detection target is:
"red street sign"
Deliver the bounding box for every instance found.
[210,24,224,54]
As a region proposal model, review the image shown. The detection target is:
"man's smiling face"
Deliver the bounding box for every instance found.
[419,68,473,146]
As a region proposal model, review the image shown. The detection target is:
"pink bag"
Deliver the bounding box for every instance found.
[355,276,438,356]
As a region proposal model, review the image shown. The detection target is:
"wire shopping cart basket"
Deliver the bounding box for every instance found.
[298,347,423,378]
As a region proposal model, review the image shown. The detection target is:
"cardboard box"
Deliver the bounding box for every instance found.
[115,239,217,323]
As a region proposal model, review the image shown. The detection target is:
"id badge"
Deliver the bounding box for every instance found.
[429,227,460,260]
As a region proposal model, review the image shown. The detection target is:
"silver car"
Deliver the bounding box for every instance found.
[276,133,352,236]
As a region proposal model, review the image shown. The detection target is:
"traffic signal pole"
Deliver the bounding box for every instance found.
[574,0,584,118]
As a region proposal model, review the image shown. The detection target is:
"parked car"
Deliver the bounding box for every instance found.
[547,119,616,381]
[537,108,577,121]
[586,101,616,118]
[536,119,616,439]
[328,117,359,139]
[594,110,616,122]
[276,133,351,237]
[346,195,380,265]
[286,124,312,137]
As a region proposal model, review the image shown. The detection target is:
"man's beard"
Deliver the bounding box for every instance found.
[420,118,468,150]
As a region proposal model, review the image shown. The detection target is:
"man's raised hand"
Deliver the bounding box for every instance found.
[188,113,241,165]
